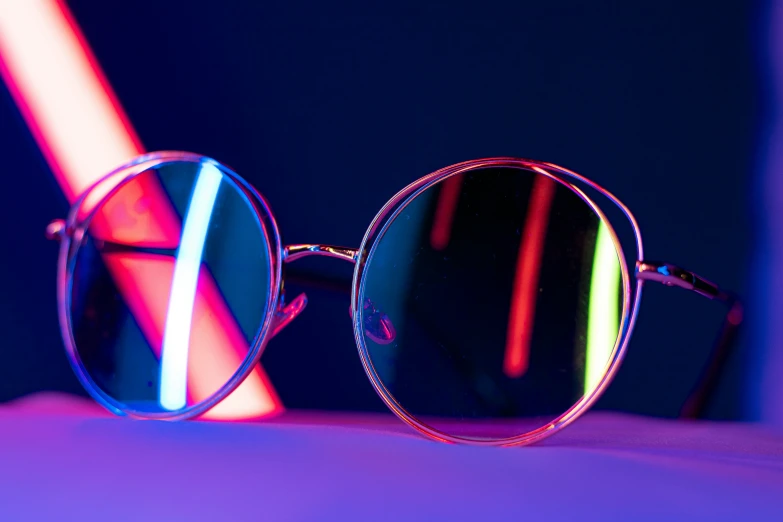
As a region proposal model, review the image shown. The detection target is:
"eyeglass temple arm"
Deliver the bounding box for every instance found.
[636,261,744,419]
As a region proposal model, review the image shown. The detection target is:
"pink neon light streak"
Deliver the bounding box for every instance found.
[503,175,556,378]
[430,175,463,250]
[0,0,281,419]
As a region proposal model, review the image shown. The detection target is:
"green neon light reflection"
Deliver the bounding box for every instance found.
[584,220,620,394]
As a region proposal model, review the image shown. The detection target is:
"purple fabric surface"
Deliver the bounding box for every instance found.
[0,393,781,521]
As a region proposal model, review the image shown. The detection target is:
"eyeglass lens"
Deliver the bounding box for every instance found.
[359,167,624,441]
[68,160,274,414]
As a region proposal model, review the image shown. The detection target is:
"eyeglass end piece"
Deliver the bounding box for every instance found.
[635,261,721,300]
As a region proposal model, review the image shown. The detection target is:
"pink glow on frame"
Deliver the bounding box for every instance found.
[503,175,557,378]
[0,0,281,419]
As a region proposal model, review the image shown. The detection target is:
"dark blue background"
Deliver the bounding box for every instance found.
[0,1,758,418]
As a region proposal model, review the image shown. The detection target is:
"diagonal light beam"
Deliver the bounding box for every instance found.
[0,0,282,419]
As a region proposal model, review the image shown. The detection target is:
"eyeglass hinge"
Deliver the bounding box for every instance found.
[635,260,722,300]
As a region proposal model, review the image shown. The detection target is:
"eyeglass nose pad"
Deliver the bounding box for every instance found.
[350,298,397,344]
[270,292,308,337]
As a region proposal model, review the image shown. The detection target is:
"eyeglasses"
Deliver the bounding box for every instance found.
[47,151,741,446]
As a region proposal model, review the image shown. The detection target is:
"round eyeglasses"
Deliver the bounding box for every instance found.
[47,152,741,446]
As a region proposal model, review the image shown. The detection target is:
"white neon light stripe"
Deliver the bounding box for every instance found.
[160,163,223,410]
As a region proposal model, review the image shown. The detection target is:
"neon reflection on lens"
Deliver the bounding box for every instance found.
[584,221,620,393]
[503,175,557,378]
[159,163,223,410]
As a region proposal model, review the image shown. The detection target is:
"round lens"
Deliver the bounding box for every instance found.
[357,166,626,441]
[67,159,277,415]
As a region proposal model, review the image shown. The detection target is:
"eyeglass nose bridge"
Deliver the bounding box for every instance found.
[271,244,396,344]
[283,244,358,264]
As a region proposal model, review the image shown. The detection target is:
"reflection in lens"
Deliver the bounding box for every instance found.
[68,160,273,414]
[585,221,621,394]
[359,167,625,441]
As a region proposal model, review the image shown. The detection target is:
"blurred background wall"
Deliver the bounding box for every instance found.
[0,1,761,419]
[752,0,783,426]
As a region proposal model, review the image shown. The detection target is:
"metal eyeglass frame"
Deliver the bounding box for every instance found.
[47,151,742,446]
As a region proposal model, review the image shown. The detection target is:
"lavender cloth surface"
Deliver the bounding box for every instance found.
[0,393,781,521]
